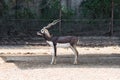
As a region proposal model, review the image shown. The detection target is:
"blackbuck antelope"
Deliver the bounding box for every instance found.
[37,19,79,64]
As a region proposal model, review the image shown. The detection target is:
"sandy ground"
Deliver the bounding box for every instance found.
[0,45,120,80]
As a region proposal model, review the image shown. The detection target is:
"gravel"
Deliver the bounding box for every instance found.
[0,45,120,80]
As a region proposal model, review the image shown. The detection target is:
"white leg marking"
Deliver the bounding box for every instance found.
[70,45,78,64]
[51,55,56,64]
[50,44,56,64]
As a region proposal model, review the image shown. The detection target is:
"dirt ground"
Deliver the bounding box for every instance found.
[0,45,120,80]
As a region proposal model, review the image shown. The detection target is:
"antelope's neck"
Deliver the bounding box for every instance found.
[43,34,52,41]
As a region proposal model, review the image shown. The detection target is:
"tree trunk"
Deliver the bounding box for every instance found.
[110,0,114,36]
[59,0,62,34]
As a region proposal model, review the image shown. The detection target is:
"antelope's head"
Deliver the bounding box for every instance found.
[37,28,51,39]
[37,19,61,39]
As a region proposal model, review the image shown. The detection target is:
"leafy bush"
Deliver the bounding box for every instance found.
[80,0,111,19]
[80,0,120,19]
[61,6,75,19]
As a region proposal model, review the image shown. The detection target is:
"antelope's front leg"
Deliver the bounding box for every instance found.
[51,44,57,64]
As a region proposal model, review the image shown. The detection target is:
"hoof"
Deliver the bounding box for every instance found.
[73,62,78,65]
[50,61,56,65]
[51,62,56,65]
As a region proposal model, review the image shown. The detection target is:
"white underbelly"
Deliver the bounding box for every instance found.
[46,41,71,48]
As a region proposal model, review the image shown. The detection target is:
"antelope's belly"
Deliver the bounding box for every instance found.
[46,41,71,48]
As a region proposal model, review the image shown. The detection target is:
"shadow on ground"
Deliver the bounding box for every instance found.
[1,54,120,69]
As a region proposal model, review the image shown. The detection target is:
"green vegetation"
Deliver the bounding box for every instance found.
[0,0,120,39]
[80,0,111,19]
[39,0,60,19]
[80,0,120,19]
[61,6,75,19]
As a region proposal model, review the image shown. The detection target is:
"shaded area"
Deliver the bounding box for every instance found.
[78,37,120,47]
[0,37,120,47]
[1,54,120,69]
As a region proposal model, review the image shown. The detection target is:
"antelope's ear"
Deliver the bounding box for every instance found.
[37,32,43,36]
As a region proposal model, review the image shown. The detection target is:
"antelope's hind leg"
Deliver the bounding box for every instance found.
[70,45,78,64]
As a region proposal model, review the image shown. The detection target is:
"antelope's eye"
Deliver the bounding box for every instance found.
[41,29,44,33]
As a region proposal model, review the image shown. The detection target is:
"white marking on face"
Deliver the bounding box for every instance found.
[46,41,71,48]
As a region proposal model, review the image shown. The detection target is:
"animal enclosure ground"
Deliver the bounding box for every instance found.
[0,45,120,56]
[0,45,120,80]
